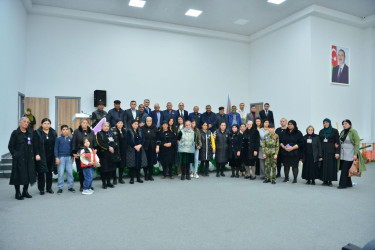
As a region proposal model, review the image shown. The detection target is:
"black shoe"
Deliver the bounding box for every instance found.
[181,175,185,180]
[130,179,134,184]
[22,190,32,198]
[57,189,63,195]
[91,187,94,190]
[250,176,256,180]
[186,175,191,180]
[235,174,239,178]
[230,174,235,178]
[272,181,276,184]
[80,187,83,192]
[144,176,149,181]
[276,174,281,178]
[119,179,125,184]
[216,173,220,177]
[40,191,45,195]
[149,176,154,181]
[322,181,328,186]
[102,183,107,189]
[46,189,54,194]
[137,178,144,183]
[107,183,114,188]
[68,188,76,193]
[15,192,24,200]
[328,181,333,187]
[292,178,297,183]
[337,186,346,189]
[245,176,250,179]
[306,180,311,185]
[263,179,270,183]
[220,172,225,177]
[113,179,118,185]
[311,180,316,185]
[283,178,289,183]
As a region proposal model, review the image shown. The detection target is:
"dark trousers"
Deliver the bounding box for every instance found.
[113,162,124,181]
[38,171,52,191]
[339,160,353,188]
[201,161,209,174]
[75,158,85,188]
[101,171,112,185]
[181,164,190,177]
[162,164,173,177]
[129,168,142,180]
[143,164,153,178]
[15,184,29,193]
[277,154,283,175]
[216,163,225,174]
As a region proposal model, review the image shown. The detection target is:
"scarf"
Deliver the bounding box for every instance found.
[340,128,350,143]
[322,118,332,139]
[25,108,34,122]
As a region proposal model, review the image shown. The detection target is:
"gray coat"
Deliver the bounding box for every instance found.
[246,112,261,123]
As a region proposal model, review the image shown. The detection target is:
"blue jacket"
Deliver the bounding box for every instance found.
[228,113,242,128]
[188,112,201,128]
[162,109,177,123]
[107,108,126,127]
[54,135,72,158]
[150,111,164,128]
[200,112,217,131]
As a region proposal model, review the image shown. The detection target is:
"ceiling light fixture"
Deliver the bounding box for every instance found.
[129,0,146,8]
[185,9,203,17]
[267,0,286,5]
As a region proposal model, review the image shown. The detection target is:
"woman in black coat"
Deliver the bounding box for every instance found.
[111,119,127,184]
[228,125,243,178]
[33,118,57,195]
[214,122,230,177]
[156,121,177,179]
[280,120,303,183]
[242,121,260,180]
[72,119,96,191]
[301,126,322,185]
[318,118,340,186]
[8,117,36,200]
[126,120,147,184]
[141,117,158,181]
[96,122,120,189]
[199,122,215,177]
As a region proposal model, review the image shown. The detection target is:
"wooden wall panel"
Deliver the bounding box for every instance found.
[57,98,79,135]
[24,97,49,128]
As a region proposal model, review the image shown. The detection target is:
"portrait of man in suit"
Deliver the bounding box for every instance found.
[331,46,349,85]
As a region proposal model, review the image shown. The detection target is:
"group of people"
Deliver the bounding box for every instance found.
[8,100,365,199]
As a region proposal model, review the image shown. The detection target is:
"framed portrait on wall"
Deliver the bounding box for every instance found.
[331,45,350,85]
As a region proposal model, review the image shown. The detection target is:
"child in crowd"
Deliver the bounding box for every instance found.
[262,123,279,184]
[80,137,100,195]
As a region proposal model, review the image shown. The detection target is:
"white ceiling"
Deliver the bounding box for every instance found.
[31,0,375,36]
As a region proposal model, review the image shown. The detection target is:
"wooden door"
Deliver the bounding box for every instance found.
[56,98,80,135]
[24,97,49,129]
[250,102,264,113]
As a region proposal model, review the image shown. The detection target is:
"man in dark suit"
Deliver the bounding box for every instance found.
[188,106,201,128]
[150,103,164,128]
[259,103,274,124]
[107,100,125,127]
[200,105,217,131]
[175,102,189,122]
[331,49,349,84]
[216,107,229,131]
[125,100,140,128]
[162,102,176,123]
[143,99,152,115]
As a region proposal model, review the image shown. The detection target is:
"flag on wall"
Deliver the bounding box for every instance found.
[331,45,338,70]
[226,95,231,114]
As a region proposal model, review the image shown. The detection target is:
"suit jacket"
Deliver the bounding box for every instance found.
[125,109,140,128]
[188,112,201,128]
[144,107,152,116]
[332,64,349,84]
[162,109,177,123]
[216,113,229,130]
[107,108,125,127]
[150,111,164,128]
[227,113,242,127]
[175,109,189,122]
[259,110,274,124]
[246,112,260,123]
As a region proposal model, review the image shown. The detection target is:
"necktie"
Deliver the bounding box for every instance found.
[338,68,342,80]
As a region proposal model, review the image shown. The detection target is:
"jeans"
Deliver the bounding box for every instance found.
[190,149,199,173]
[82,167,94,190]
[57,156,74,189]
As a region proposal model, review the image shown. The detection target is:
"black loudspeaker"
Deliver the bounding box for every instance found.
[94,90,106,107]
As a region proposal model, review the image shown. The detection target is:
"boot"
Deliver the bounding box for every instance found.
[136,169,144,183]
[185,166,191,180]
[216,165,220,177]
[231,168,235,177]
[15,186,24,200]
[148,168,154,181]
[22,190,32,198]
[235,168,240,178]
[144,167,149,181]
[130,168,135,184]
[220,166,225,177]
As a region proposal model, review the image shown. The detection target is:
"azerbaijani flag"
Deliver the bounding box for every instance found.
[226,95,231,114]
[331,45,338,73]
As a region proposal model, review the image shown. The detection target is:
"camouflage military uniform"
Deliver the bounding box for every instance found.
[262,133,279,181]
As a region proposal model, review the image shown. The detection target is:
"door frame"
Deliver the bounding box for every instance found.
[250,102,264,113]
[55,96,81,131]
[18,92,25,123]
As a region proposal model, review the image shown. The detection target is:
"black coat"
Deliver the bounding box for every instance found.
[200,112,218,132]
[242,128,260,163]
[214,129,230,164]
[280,128,303,157]
[259,110,274,124]
[318,128,340,154]
[228,132,243,160]
[71,126,96,155]
[199,129,214,161]
[126,129,148,169]
[141,125,158,166]
[111,127,127,167]
[301,134,322,162]
[107,108,126,128]
[125,109,140,128]
[96,130,120,172]
[33,127,57,173]
[157,130,177,166]
[8,127,36,185]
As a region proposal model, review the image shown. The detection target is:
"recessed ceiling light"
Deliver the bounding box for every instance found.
[129,0,146,8]
[267,0,286,4]
[234,19,249,25]
[185,9,202,17]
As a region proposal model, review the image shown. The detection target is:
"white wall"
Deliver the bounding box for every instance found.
[248,17,312,131]
[0,0,27,154]
[25,14,250,130]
